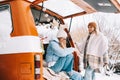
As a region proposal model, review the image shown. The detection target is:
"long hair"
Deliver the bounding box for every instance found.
[88,22,98,34]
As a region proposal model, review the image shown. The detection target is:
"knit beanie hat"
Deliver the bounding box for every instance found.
[57,24,68,38]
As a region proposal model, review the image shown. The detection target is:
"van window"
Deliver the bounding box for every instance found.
[0,4,12,39]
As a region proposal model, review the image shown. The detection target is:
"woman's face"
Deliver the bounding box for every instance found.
[59,38,66,44]
[88,26,95,33]
[59,37,66,48]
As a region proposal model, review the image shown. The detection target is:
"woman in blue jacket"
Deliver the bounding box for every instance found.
[45,25,83,80]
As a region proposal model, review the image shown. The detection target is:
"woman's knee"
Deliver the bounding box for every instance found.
[66,54,73,59]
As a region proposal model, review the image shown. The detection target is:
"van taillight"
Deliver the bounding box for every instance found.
[35,54,40,80]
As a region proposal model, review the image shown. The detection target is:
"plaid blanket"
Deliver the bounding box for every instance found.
[84,53,109,69]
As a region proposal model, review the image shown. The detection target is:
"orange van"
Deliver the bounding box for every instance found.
[0,0,43,80]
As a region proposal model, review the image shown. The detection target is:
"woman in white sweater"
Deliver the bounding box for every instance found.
[77,22,109,80]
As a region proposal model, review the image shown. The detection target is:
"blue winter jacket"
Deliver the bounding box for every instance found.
[45,39,75,63]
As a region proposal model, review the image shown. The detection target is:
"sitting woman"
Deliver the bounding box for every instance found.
[45,26,83,80]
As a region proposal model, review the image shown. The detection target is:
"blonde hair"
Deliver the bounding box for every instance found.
[88,22,97,34]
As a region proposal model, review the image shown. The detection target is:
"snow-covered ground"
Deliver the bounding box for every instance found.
[95,73,120,80]
[81,70,120,80]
